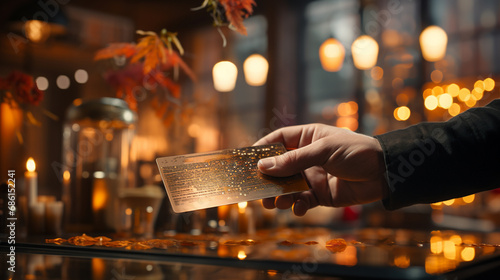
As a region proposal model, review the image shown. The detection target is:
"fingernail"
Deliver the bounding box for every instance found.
[258,157,276,170]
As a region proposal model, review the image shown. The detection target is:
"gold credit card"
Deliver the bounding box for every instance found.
[156,143,309,213]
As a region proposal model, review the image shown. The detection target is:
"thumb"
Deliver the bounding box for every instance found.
[257,142,330,177]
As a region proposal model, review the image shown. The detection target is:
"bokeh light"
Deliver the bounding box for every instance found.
[35,76,49,91]
[425,95,438,110]
[438,93,453,109]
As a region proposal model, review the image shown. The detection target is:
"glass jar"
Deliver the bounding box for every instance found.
[61,98,137,233]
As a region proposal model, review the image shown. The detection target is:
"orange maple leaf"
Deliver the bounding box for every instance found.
[219,0,256,35]
[94,43,137,60]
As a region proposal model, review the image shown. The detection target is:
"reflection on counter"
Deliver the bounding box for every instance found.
[35,227,500,278]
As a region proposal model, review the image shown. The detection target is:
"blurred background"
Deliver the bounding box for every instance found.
[1,0,500,234]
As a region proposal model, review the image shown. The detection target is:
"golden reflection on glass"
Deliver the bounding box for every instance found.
[336,245,357,266]
[443,240,456,260]
[394,255,410,268]
[430,236,443,254]
[442,199,455,206]
[431,201,443,209]
[92,258,106,280]
[449,235,462,245]
[425,255,456,274]
[462,194,475,204]
[267,270,278,277]
[461,247,475,262]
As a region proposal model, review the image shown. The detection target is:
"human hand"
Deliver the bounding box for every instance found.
[254,123,388,216]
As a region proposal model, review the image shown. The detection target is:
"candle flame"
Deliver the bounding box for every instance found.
[237,250,247,260]
[27,157,36,172]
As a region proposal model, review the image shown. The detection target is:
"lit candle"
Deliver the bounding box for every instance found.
[25,157,38,206]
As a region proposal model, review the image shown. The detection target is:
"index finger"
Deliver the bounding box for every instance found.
[253,125,313,149]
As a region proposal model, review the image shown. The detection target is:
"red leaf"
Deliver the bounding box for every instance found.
[219,0,256,35]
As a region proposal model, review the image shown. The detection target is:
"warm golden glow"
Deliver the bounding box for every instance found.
[443,240,456,260]
[27,157,36,172]
[319,38,345,72]
[370,66,384,80]
[92,178,108,211]
[484,78,495,91]
[461,247,475,262]
[188,123,201,138]
[125,208,133,215]
[351,35,379,70]
[336,245,358,266]
[336,117,358,131]
[431,202,443,210]
[465,97,477,107]
[458,88,471,102]
[473,80,485,93]
[243,54,269,86]
[394,255,410,268]
[423,88,433,98]
[394,106,411,121]
[432,86,444,96]
[425,95,438,110]
[448,103,461,116]
[337,102,358,116]
[430,70,443,83]
[471,89,483,101]
[447,84,460,97]
[237,250,247,260]
[438,93,453,109]
[396,93,409,106]
[419,25,448,62]
[25,20,50,43]
[430,236,443,254]
[63,170,71,182]
[238,202,247,214]
[213,61,238,92]
[443,199,455,206]
[267,270,278,277]
[462,194,475,204]
[449,235,462,245]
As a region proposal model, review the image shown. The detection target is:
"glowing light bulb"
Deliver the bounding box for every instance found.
[319,38,345,72]
[351,35,379,70]
[243,54,269,86]
[419,26,448,62]
[213,61,238,92]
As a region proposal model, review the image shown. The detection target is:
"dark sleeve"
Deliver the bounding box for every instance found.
[374,99,500,210]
